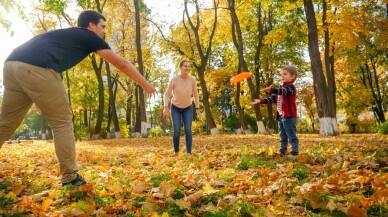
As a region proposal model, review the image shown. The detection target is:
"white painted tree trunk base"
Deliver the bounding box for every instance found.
[243,129,252,134]
[132,132,141,138]
[141,122,148,137]
[115,132,121,139]
[210,128,219,135]
[41,133,46,140]
[319,117,339,136]
[92,134,100,140]
[256,121,268,134]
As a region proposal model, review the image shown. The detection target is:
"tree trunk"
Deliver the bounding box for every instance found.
[360,61,386,123]
[105,62,121,138]
[134,0,148,137]
[91,56,105,139]
[228,0,266,134]
[235,83,249,134]
[304,0,338,136]
[323,1,337,117]
[183,0,220,135]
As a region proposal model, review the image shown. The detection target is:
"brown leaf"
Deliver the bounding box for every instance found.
[185,190,204,204]
[159,181,175,197]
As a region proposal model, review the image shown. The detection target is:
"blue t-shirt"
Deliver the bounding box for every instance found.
[6,27,111,73]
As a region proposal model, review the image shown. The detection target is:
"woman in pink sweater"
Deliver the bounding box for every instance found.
[163,60,200,156]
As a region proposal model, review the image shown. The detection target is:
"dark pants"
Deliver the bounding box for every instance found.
[171,104,193,153]
[278,116,299,156]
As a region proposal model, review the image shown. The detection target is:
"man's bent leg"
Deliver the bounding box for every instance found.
[0,62,33,147]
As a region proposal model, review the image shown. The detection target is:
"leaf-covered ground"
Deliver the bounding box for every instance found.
[0,134,387,217]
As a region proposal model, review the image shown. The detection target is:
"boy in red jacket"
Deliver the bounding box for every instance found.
[252,66,299,157]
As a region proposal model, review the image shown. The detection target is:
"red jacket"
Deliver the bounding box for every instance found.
[259,82,297,120]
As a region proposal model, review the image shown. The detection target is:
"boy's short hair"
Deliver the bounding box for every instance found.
[283,65,298,81]
[77,10,106,28]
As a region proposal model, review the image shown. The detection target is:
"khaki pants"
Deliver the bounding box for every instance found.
[0,61,78,183]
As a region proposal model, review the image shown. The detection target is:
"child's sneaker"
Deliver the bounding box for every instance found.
[287,155,298,159]
[62,174,87,186]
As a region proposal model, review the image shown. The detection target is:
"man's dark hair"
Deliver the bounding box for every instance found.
[77,10,106,28]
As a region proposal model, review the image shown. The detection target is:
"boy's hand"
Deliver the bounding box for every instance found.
[251,99,261,105]
[260,85,273,94]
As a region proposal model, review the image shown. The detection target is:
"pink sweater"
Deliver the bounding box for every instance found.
[164,75,199,109]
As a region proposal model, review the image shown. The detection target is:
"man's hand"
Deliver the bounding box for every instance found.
[143,83,157,98]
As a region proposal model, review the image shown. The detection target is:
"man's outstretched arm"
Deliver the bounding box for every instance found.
[96,49,157,97]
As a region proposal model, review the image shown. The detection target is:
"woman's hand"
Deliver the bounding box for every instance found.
[163,107,170,117]
[195,108,200,117]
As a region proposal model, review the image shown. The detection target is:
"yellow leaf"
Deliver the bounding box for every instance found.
[98,188,108,197]
[161,212,169,217]
[202,183,214,192]
[41,198,53,212]
[342,161,350,169]
[5,192,16,201]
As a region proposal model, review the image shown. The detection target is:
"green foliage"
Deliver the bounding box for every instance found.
[133,196,146,208]
[237,154,250,170]
[377,121,388,134]
[368,204,388,216]
[0,183,10,191]
[160,203,186,216]
[291,168,309,181]
[94,195,116,205]
[149,126,163,137]
[244,113,258,133]
[192,119,206,134]
[0,195,12,208]
[224,115,239,130]
[237,154,277,170]
[172,185,185,200]
[149,174,172,187]
[202,211,228,217]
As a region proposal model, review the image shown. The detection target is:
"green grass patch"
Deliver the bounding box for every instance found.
[0,183,10,191]
[133,196,146,208]
[237,154,277,170]
[291,168,309,181]
[149,174,172,187]
[94,194,117,205]
[367,204,388,216]
[172,185,185,200]
[0,195,13,208]
[159,203,186,216]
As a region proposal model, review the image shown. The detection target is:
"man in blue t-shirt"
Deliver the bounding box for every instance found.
[0,10,157,186]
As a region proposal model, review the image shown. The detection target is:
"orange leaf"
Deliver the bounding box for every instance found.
[11,185,26,196]
[45,178,54,186]
[347,204,367,217]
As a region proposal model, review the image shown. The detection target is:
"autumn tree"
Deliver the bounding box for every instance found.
[304,0,339,136]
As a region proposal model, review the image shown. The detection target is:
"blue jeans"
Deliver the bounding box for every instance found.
[171,104,193,153]
[278,116,299,156]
